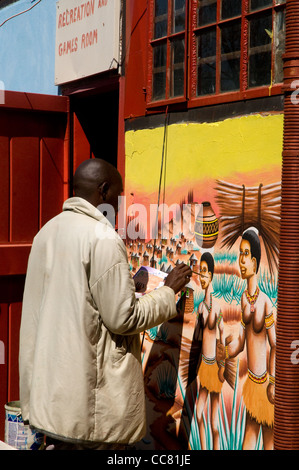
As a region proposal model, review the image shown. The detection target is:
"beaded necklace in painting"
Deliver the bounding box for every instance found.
[203,292,212,314]
[245,286,260,313]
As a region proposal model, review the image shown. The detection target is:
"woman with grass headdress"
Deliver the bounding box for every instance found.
[217,227,276,450]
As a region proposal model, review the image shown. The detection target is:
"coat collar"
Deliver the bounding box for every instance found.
[62,197,114,228]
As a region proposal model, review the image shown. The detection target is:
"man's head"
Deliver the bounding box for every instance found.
[239,229,261,279]
[73,159,123,214]
[200,251,214,290]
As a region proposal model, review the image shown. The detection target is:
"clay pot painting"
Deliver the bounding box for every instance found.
[194,202,219,249]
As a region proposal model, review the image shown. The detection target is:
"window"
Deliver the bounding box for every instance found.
[148,0,286,105]
[151,0,187,102]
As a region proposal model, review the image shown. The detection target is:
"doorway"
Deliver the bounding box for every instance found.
[71,89,119,167]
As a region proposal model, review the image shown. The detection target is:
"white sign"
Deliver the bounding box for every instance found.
[55,0,120,85]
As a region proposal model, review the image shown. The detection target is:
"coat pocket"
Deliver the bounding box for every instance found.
[111,335,128,363]
[111,335,135,363]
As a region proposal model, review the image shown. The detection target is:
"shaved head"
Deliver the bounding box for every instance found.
[73,159,123,211]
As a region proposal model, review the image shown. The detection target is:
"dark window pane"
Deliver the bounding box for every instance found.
[155,21,168,38]
[221,0,242,19]
[250,0,272,11]
[155,20,168,38]
[153,43,167,100]
[221,21,241,54]
[274,9,285,83]
[249,14,272,87]
[153,43,167,68]
[170,38,185,97]
[221,21,241,91]
[250,13,272,48]
[221,59,240,91]
[249,52,272,86]
[197,29,216,95]
[175,0,185,8]
[172,69,185,96]
[197,0,217,26]
[197,62,216,95]
[154,0,168,38]
[155,0,168,16]
[153,72,167,100]
[198,28,216,59]
[173,0,186,33]
[173,38,185,64]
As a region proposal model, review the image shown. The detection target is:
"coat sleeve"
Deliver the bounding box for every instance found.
[89,237,177,335]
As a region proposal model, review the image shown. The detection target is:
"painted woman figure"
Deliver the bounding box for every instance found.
[217,228,276,450]
[194,251,225,450]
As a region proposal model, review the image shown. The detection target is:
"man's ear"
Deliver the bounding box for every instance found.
[98,181,109,201]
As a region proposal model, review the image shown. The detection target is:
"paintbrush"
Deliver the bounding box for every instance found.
[169,259,201,276]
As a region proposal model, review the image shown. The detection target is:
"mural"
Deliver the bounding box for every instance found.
[124,113,282,450]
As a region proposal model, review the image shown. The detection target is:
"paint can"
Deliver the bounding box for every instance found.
[4,401,44,450]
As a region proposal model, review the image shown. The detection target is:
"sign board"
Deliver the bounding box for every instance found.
[55,0,120,85]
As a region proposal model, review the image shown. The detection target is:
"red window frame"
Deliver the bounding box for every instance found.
[147,0,189,107]
[147,0,286,110]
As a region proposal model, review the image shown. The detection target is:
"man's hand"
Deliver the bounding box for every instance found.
[164,263,192,294]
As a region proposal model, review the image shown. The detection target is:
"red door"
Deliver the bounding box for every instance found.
[0,91,69,441]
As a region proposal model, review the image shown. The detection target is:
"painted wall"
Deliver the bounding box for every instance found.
[124,112,283,450]
[0,0,58,95]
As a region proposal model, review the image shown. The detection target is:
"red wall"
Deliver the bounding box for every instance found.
[0,91,69,441]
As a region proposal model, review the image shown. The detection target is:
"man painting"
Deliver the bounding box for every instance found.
[19,159,192,450]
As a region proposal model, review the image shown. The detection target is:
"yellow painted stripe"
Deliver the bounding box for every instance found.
[195,219,218,224]
[195,231,219,238]
[125,114,283,191]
